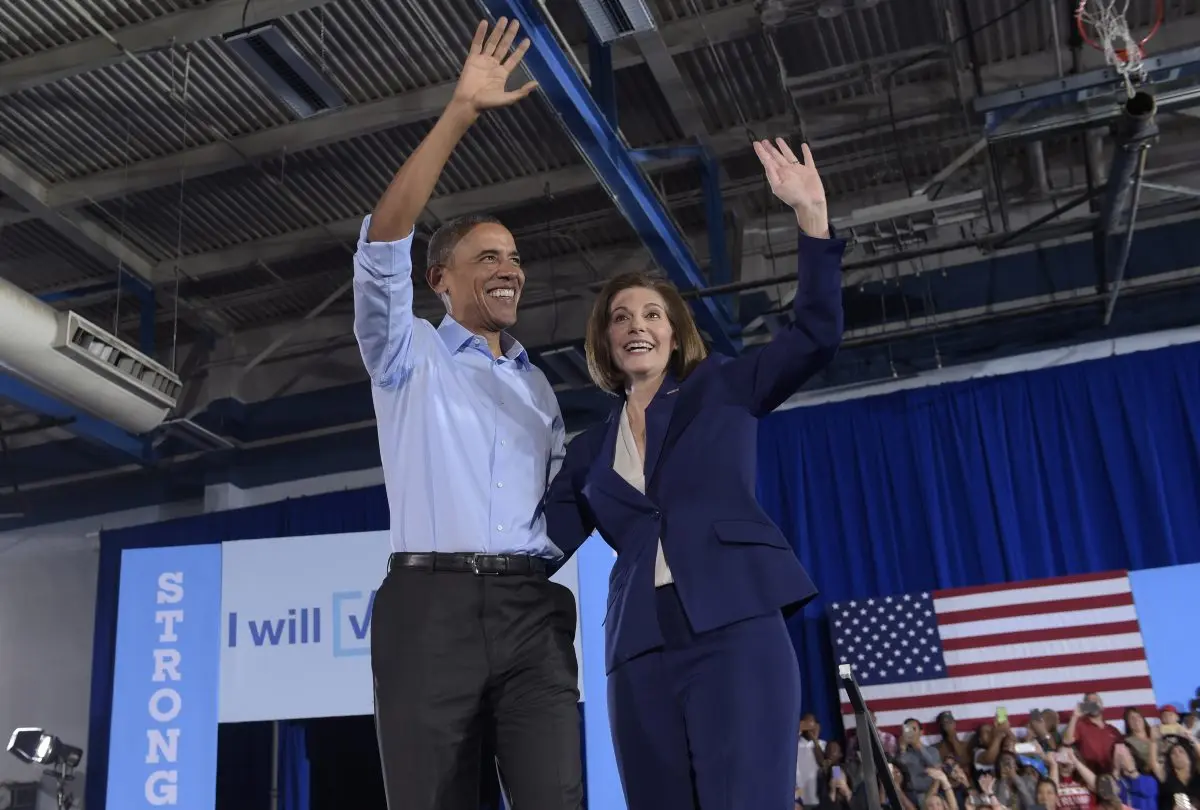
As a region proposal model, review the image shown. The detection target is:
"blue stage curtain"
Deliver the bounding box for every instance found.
[86,486,389,810]
[280,721,311,810]
[757,342,1200,733]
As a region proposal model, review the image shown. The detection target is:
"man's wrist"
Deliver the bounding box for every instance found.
[442,98,478,131]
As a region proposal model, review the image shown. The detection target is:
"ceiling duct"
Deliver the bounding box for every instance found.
[834,191,986,256]
[0,277,181,435]
[224,23,344,119]
[576,0,657,43]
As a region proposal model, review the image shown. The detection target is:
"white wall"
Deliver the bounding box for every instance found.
[0,548,99,808]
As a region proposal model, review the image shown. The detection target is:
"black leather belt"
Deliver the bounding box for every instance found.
[388,552,549,576]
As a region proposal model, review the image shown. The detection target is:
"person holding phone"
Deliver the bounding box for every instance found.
[1029,711,1060,754]
[797,715,828,808]
[937,712,972,769]
[826,761,917,810]
[899,719,943,803]
[1064,693,1123,773]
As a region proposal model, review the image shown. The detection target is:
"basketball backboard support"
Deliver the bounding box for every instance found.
[976,44,1200,143]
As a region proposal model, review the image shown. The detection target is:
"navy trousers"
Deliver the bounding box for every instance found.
[608,584,802,810]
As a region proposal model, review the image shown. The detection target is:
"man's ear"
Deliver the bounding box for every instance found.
[427,264,446,294]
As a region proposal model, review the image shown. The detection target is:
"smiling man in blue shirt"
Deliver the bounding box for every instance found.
[355,19,581,810]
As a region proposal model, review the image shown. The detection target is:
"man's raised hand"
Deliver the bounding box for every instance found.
[453,19,538,115]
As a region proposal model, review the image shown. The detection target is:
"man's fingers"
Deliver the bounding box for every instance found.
[483,18,508,56]
[496,18,521,59]
[501,37,531,71]
[505,81,539,103]
[469,20,488,55]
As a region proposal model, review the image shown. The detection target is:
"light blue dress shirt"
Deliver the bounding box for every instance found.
[352,216,564,559]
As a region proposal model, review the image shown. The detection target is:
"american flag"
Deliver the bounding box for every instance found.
[829,571,1158,736]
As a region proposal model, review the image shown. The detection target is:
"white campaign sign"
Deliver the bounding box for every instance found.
[219,532,583,722]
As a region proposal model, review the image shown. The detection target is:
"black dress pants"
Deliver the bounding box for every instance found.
[371,563,583,810]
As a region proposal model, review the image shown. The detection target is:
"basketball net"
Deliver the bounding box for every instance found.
[1075,0,1163,97]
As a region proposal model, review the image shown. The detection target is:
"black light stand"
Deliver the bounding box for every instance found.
[6,729,81,810]
[839,663,906,810]
[44,758,76,810]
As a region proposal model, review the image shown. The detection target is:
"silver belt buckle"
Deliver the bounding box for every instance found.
[470,554,500,576]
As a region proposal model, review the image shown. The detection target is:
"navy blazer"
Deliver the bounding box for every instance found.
[546,232,846,675]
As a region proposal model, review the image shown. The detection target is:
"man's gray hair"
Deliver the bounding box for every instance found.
[426,214,504,270]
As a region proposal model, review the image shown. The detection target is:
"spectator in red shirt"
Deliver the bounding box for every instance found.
[1052,748,1097,810]
[1064,693,1123,773]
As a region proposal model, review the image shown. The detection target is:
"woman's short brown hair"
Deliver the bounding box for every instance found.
[585,271,709,394]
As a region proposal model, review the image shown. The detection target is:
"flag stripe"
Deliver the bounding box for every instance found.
[855,675,1151,714]
[937,592,1133,625]
[845,704,1155,737]
[933,571,1128,599]
[932,577,1130,613]
[842,667,1149,707]
[943,632,1144,665]
[947,646,1147,677]
[939,607,1138,642]
[843,695,1157,732]
[941,621,1143,652]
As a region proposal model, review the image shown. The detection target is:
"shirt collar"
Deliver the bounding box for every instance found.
[437,315,530,368]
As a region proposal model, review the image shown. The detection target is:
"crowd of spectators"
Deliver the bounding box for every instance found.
[795,692,1200,810]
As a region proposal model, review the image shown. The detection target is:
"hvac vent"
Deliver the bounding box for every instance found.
[54,312,182,410]
[576,0,657,43]
[225,23,344,119]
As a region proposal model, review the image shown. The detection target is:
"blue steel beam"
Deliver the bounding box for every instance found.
[0,374,153,462]
[38,269,153,306]
[478,0,741,356]
[587,32,617,129]
[699,151,733,316]
[38,281,117,304]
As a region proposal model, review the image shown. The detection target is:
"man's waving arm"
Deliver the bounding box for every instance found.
[353,19,537,386]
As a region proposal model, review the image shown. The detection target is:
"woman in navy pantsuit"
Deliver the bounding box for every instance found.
[544,139,845,810]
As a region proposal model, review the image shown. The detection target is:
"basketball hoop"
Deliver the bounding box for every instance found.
[1075,0,1164,93]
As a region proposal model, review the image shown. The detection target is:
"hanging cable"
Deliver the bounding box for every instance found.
[113,106,133,337]
[169,44,193,372]
[883,0,1042,193]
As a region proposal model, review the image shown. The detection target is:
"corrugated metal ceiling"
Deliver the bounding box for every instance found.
[0,0,1196,346]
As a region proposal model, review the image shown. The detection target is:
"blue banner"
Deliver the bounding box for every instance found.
[578,535,625,810]
[107,544,223,810]
[1130,562,1200,710]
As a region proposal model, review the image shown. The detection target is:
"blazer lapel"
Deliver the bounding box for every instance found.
[643,374,680,483]
[583,402,626,501]
[597,400,621,470]
[647,363,714,490]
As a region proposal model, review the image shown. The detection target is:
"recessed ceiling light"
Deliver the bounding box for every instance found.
[818,0,846,18]
[760,0,788,27]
